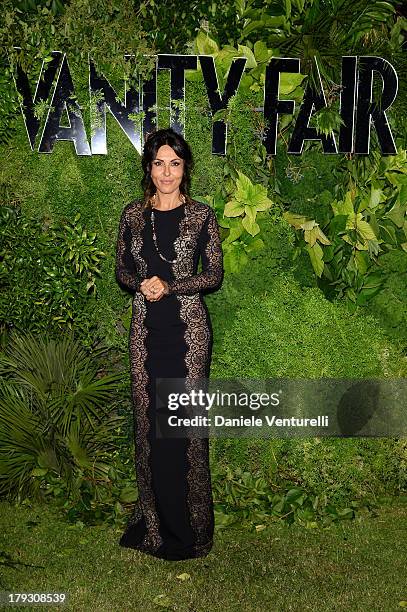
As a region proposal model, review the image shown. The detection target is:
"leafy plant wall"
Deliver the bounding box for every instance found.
[1,0,407,498]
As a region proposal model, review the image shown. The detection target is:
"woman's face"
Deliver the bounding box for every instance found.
[150,144,184,196]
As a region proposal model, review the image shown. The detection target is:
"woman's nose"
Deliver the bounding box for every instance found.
[164,164,171,176]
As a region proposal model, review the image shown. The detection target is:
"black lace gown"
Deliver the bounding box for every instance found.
[115,198,223,561]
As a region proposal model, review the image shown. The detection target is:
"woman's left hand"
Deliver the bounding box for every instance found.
[140,276,170,301]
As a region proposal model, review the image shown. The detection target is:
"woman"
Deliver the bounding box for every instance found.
[115,128,224,561]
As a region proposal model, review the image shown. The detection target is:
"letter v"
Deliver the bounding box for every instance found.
[11,49,62,150]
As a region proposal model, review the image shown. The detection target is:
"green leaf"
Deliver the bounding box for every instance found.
[302,220,316,231]
[119,486,138,503]
[307,242,324,277]
[385,172,407,188]
[356,285,382,305]
[332,191,354,216]
[355,219,377,242]
[176,572,191,581]
[362,272,384,289]
[237,44,257,69]
[284,0,292,19]
[355,251,368,274]
[218,216,231,228]
[195,31,219,55]
[345,213,374,238]
[239,73,253,92]
[304,224,330,246]
[313,107,345,136]
[279,72,305,95]
[386,201,406,228]
[283,211,308,228]
[31,467,48,477]
[223,243,248,273]
[273,500,285,513]
[399,184,407,206]
[244,205,257,223]
[323,244,334,263]
[241,15,286,38]
[224,200,245,217]
[285,488,304,503]
[234,172,272,212]
[315,226,331,245]
[215,48,239,76]
[242,214,260,236]
[253,189,273,211]
[234,171,253,202]
[337,508,354,519]
[224,221,244,244]
[378,222,397,245]
[244,237,264,254]
[304,227,318,246]
[329,214,348,233]
[152,594,173,609]
[369,185,383,208]
[253,40,270,63]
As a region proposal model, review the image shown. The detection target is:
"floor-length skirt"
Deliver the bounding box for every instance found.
[119,292,214,561]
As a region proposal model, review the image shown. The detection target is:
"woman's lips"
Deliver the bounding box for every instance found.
[161,180,173,184]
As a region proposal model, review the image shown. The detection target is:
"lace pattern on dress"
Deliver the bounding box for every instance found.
[127,202,163,552]
[115,206,142,293]
[168,204,223,295]
[171,201,222,554]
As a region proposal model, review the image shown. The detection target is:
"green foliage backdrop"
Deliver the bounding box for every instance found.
[1,0,407,505]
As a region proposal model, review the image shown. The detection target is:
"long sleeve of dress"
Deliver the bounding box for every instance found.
[167,207,223,296]
[115,207,143,294]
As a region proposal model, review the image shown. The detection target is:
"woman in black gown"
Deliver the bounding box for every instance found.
[115,128,224,560]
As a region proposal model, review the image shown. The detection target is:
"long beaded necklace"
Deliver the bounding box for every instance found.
[150,193,186,264]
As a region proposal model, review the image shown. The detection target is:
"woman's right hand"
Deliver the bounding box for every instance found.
[140,276,169,301]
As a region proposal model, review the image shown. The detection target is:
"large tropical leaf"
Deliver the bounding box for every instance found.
[0,333,124,502]
[0,332,122,430]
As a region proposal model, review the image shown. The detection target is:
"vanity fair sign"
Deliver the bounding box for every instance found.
[12,51,398,157]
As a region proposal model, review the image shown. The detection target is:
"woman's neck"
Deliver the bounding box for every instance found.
[153,190,183,210]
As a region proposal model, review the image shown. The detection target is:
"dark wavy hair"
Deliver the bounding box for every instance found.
[141,128,194,209]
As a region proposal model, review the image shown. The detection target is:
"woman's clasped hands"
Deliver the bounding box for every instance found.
[140,276,170,301]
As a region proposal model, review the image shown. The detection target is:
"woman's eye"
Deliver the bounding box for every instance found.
[152,160,181,166]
